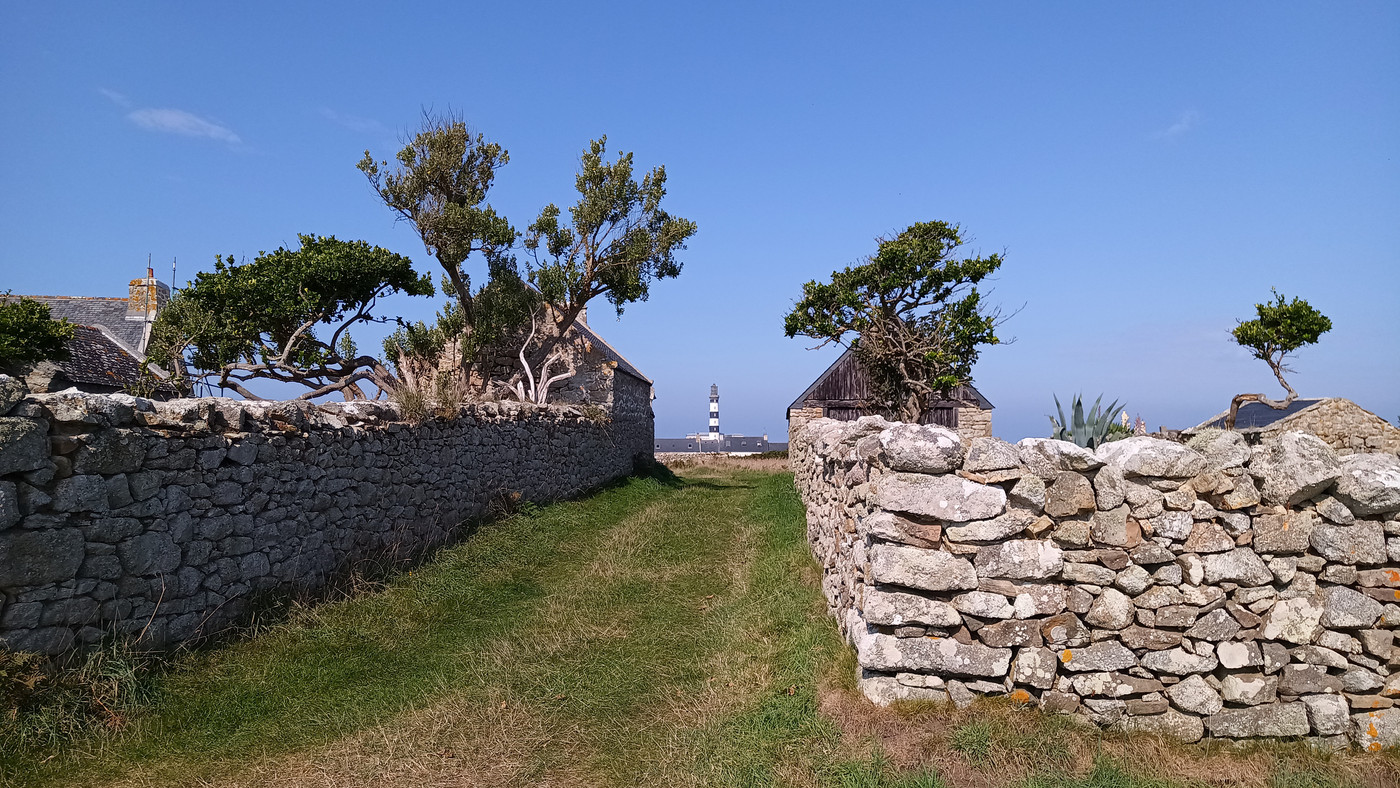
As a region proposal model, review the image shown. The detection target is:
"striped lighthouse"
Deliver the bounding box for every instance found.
[709,384,720,437]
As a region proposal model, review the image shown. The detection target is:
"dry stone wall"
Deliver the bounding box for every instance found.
[792,416,1400,751]
[0,375,652,656]
[1262,400,1400,456]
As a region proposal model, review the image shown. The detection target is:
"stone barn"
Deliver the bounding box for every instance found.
[1187,397,1400,455]
[786,348,993,444]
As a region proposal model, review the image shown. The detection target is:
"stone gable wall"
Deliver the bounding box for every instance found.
[791,416,1400,750]
[0,378,652,656]
[1261,400,1400,456]
[956,406,993,444]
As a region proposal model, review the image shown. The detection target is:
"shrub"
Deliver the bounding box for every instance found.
[1048,393,1124,450]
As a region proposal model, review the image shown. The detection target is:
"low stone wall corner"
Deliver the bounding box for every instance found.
[791,415,1400,751]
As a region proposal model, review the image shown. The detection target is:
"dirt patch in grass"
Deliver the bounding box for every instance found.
[817,686,1400,788]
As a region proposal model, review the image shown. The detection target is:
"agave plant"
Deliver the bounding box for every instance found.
[1049,393,1126,449]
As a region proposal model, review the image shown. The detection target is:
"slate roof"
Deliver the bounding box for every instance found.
[57,325,145,389]
[6,295,147,355]
[1193,398,1326,432]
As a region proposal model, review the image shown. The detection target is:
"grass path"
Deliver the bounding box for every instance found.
[4,464,1397,788]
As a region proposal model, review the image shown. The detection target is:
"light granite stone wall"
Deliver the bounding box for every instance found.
[791,416,1400,750]
[956,406,993,444]
[1259,400,1400,456]
[0,376,653,656]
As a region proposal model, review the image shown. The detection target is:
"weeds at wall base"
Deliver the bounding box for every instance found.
[0,640,158,759]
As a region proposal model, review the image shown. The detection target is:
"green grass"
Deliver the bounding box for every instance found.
[950,721,995,765]
[3,464,1394,788]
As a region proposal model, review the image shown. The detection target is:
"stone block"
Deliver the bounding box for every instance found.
[869,544,977,591]
[872,473,1007,522]
[1207,703,1310,738]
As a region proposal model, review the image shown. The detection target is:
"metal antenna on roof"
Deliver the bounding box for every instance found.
[171,257,177,291]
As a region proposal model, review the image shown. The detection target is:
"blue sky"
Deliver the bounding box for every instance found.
[2,2,1396,441]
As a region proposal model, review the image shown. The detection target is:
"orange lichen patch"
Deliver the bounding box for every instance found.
[1385,569,1400,583]
[1008,689,1032,704]
[1060,650,1073,663]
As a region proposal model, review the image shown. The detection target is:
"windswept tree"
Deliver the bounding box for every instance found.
[784,221,1008,423]
[361,116,696,402]
[149,234,433,400]
[1225,289,1332,429]
[358,115,524,383]
[0,295,74,372]
[516,136,697,393]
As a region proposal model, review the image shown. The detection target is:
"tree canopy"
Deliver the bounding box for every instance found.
[1225,289,1332,428]
[360,117,695,403]
[524,136,697,335]
[149,234,433,400]
[784,221,1007,423]
[358,116,515,337]
[0,295,74,371]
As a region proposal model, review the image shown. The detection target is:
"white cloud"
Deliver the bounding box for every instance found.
[98,88,131,108]
[126,108,241,144]
[319,107,390,136]
[1156,110,1200,140]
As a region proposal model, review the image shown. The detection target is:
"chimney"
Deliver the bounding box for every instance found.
[128,266,170,318]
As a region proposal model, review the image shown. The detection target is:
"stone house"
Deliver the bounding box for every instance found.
[786,348,994,444]
[469,303,653,420]
[1186,397,1400,455]
[550,315,655,422]
[3,269,172,396]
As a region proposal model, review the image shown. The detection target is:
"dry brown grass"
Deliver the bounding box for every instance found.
[816,684,1400,788]
[179,696,595,788]
[658,453,791,473]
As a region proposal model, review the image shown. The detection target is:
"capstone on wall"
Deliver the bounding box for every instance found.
[0,375,653,656]
[791,416,1400,751]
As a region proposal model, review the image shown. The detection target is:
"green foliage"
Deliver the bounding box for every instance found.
[149,234,432,399]
[784,221,1006,422]
[1231,289,1331,400]
[0,295,73,370]
[363,119,696,400]
[524,136,698,324]
[1232,289,1332,361]
[1049,393,1125,449]
[359,116,524,380]
[357,116,515,285]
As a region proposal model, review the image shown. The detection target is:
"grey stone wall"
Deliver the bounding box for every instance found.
[791,416,1400,750]
[1262,400,1400,456]
[0,378,652,656]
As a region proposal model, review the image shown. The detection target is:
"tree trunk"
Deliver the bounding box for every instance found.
[1224,358,1298,429]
